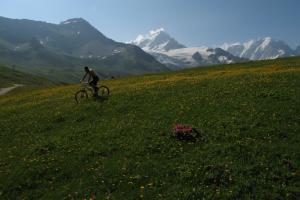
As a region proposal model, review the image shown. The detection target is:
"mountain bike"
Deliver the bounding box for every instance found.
[75,82,110,103]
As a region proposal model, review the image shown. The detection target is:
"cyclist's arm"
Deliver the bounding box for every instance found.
[87,74,92,82]
[81,72,88,82]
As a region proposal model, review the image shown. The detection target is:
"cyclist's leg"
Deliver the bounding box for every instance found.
[89,79,96,95]
[94,77,99,93]
[90,77,99,96]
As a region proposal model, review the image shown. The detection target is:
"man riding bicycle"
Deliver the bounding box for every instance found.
[81,66,99,97]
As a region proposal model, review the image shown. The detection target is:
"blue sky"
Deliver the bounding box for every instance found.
[1,0,299,48]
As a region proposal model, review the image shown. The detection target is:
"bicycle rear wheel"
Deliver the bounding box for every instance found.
[98,86,110,98]
[75,90,88,103]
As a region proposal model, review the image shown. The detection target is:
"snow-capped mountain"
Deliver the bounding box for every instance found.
[131,28,245,69]
[221,37,295,60]
[151,47,246,69]
[131,28,186,52]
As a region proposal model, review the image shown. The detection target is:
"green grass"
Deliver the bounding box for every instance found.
[0,57,300,199]
[0,64,56,93]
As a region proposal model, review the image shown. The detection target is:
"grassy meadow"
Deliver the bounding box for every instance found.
[0,57,300,199]
[0,64,55,91]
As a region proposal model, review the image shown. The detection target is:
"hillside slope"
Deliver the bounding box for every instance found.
[1,57,300,199]
[0,64,55,89]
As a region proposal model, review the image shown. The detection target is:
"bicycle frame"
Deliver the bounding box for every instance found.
[80,82,94,93]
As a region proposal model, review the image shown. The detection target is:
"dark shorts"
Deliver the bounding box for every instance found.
[89,76,99,87]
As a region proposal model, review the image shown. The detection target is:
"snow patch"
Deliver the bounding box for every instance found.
[221,42,241,50]
[112,49,122,55]
[260,37,272,50]
[134,35,144,43]
[243,39,255,50]
[62,21,72,25]
[61,19,85,25]
[278,49,285,55]
[149,28,165,36]
[131,27,186,52]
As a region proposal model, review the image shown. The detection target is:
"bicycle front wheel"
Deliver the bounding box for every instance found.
[98,86,110,98]
[75,90,88,103]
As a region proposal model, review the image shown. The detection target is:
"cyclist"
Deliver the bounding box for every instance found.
[81,66,99,97]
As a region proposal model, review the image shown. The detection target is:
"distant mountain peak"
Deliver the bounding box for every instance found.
[133,34,145,44]
[131,28,185,52]
[149,28,165,37]
[131,28,244,69]
[221,37,294,60]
